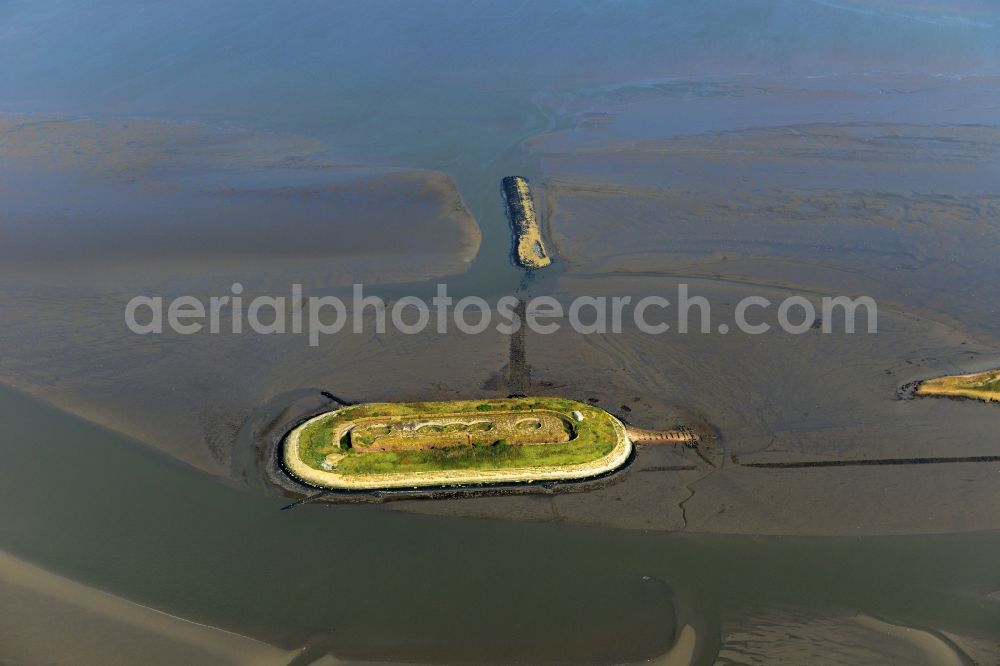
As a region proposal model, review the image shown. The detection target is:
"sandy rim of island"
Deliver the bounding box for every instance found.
[282,406,633,490]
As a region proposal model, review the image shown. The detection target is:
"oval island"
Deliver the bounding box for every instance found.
[283,397,632,490]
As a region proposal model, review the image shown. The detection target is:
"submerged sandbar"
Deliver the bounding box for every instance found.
[283,397,631,490]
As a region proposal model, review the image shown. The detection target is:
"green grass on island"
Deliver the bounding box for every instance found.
[296,398,620,476]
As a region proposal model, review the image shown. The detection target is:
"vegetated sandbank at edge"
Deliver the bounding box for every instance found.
[915,368,1000,403]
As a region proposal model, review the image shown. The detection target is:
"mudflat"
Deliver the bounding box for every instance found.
[0,115,481,289]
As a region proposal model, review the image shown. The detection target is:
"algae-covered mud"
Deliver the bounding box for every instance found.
[3,1,1000,663]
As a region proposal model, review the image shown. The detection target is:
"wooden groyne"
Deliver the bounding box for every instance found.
[501,176,552,269]
[625,425,700,447]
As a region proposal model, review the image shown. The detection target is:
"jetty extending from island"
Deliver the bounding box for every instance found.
[916,368,1000,403]
[283,397,631,490]
[502,176,552,269]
